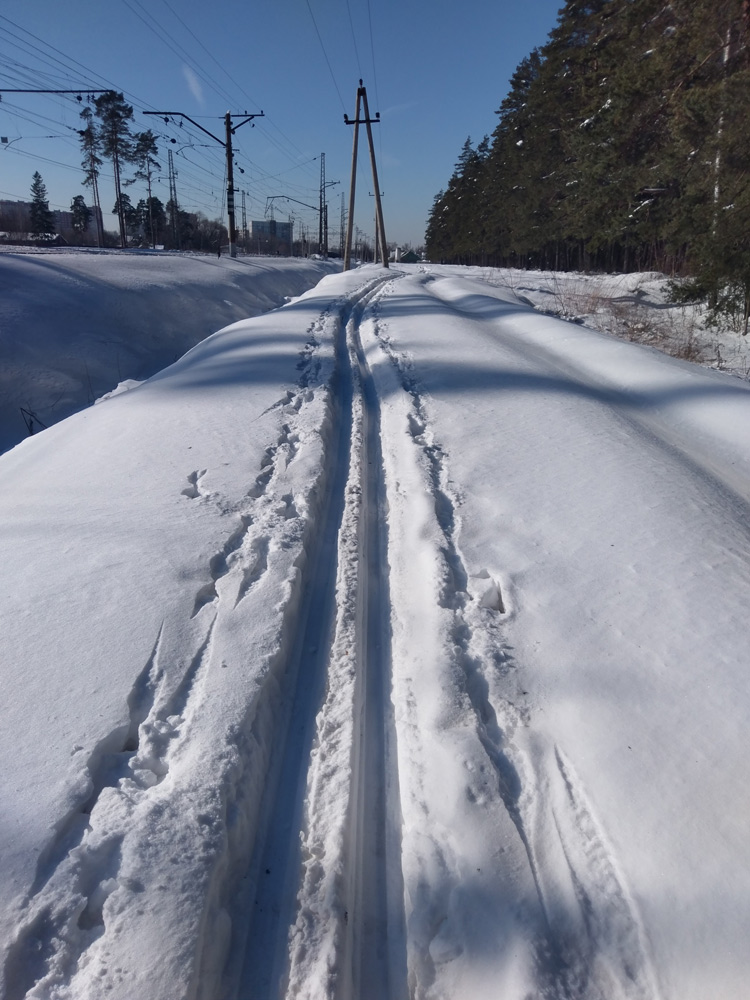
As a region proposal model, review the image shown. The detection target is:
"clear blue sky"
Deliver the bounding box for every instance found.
[0,1,563,248]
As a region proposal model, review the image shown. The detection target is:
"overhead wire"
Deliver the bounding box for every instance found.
[160,0,262,114]
[365,0,386,231]
[0,6,343,231]
[122,0,320,193]
[127,0,317,181]
[121,0,238,110]
[305,0,348,114]
[2,6,303,199]
[346,0,363,80]
[366,0,381,112]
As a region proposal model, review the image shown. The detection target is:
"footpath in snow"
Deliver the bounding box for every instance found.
[1,263,749,1000]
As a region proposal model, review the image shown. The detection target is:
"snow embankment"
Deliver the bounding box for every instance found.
[3,262,750,1000]
[0,248,338,454]
[0,269,364,999]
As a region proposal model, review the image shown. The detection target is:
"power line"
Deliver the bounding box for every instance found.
[305,0,347,114]
[366,0,381,111]
[0,17,110,92]
[121,0,237,110]
[154,1,318,171]
[160,0,262,114]
[0,10,317,195]
[346,0,363,79]
[365,0,385,191]
[0,88,107,94]
[0,10,336,233]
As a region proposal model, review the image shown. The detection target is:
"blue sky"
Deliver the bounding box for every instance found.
[0,1,563,248]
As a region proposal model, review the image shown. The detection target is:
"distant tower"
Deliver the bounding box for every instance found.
[168,149,179,248]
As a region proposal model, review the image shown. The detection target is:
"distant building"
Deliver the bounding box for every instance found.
[53,209,73,232]
[0,199,30,233]
[250,219,293,244]
[0,200,103,243]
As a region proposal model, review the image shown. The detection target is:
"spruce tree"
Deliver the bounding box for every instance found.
[70,195,92,236]
[29,172,55,237]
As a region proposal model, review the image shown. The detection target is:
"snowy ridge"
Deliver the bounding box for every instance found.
[1,285,345,999]
[0,250,338,455]
[363,278,661,1000]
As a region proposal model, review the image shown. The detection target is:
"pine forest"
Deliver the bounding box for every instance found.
[425,0,750,323]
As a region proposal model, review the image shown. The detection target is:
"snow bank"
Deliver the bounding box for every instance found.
[0,248,338,454]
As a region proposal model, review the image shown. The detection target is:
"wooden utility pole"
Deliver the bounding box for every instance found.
[343,87,361,271]
[344,80,388,270]
[369,190,384,262]
[144,109,264,258]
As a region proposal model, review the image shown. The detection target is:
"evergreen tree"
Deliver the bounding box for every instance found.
[93,91,136,248]
[113,193,139,242]
[70,195,92,236]
[136,196,167,246]
[128,130,160,246]
[29,172,54,237]
[425,190,449,261]
[426,0,750,319]
[78,106,104,246]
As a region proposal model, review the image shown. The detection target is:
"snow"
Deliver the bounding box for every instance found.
[0,247,338,454]
[483,266,750,380]
[1,257,750,1000]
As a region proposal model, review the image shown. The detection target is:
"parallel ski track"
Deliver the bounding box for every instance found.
[223,274,404,1000]
[344,295,408,1000]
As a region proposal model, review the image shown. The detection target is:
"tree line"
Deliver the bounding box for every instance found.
[426,0,750,324]
[0,90,227,252]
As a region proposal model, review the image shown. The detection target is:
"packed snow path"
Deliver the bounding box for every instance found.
[1,266,750,1000]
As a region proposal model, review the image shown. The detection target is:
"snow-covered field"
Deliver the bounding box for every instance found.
[0,247,338,454]
[1,258,749,1000]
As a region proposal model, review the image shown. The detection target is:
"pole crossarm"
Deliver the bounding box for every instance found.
[144,110,264,259]
[0,89,110,95]
[344,112,380,125]
[231,115,264,132]
[143,111,225,146]
[143,111,264,147]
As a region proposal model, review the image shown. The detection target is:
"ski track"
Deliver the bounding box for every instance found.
[222,274,406,1000]
[3,271,664,1000]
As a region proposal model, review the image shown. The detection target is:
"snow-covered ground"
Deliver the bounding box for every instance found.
[0,247,338,454]
[1,259,749,1000]
[482,266,750,380]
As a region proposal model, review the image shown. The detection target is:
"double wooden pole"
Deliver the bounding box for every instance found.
[344,81,388,270]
